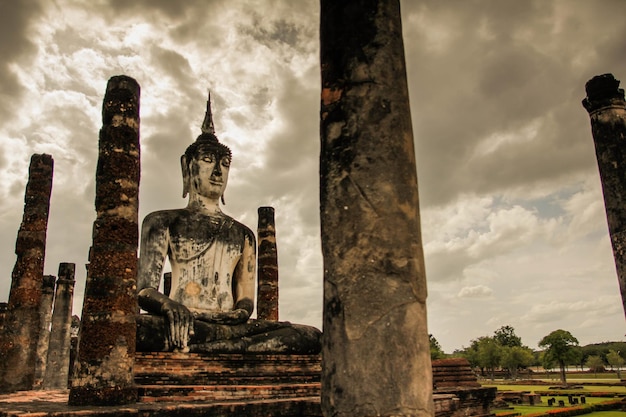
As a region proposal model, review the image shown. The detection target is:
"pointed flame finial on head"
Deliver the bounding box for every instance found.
[201,90,215,135]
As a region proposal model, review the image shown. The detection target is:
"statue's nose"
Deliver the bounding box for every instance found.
[213,162,222,176]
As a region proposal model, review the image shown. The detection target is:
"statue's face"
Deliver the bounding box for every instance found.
[189,147,231,200]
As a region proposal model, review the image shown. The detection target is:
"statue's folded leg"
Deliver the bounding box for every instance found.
[190,320,322,355]
[190,319,322,354]
[136,314,168,352]
[137,314,321,354]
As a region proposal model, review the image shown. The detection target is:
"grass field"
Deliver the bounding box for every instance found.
[483,383,626,395]
[503,371,622,381]
[484,382,625,416]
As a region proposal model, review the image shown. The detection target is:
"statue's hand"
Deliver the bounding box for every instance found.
[161,299,194,352]
[223,308,250,324]
[192,308,250,325]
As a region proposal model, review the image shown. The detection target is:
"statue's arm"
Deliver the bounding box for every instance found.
[137,212,194,351]
[137,212,170,311]
[234,230,256,317]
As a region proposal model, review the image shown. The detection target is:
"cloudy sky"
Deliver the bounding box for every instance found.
[0,0,624,353]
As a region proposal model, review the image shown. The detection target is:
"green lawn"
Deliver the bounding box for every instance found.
[524,372,622,381]
[483,384,626,394]
[486,382,625,416]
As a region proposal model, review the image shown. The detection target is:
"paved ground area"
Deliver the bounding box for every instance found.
[0,390,321,417]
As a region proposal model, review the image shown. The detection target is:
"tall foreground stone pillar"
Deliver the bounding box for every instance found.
[43,263,75,389]
[320,1,433,416]
[0,153,53,393]
[69,75,140,405]
[583,73,626,318]
[33,275,56,389]
[257,206,279,321]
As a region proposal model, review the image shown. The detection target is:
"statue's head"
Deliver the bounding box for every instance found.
[181,132,232,202]
[181,93,232,203]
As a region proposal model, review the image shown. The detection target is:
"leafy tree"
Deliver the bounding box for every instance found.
[585,355,605,378]
[539,350,555,370]
[453,339,481,372]
[501,345,534,380]
[538,329,579,384]
[429,334,445,360]
[569,346,583,371]
[606,349,625,378]
[494,325,522,348]
[476,337,502,381]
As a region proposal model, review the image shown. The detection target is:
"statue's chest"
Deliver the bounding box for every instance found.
[168,216,244,262]
[169,237,242,311]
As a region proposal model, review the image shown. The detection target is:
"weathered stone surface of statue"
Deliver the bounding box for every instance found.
[136,97,321,354]
[69,75,140,406]
[320,1,433,416]
[0,153,53,393]
[33,274,56,389]
[43,263,75,390]
[582,73,626,319]
[257,206,279,321]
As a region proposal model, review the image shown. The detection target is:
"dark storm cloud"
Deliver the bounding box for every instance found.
[150,47,194,86]
[102,0,215,19]
[402,0,626,207]
[1,0,623,350]
[242,18,301,49]
[0,0,43,116]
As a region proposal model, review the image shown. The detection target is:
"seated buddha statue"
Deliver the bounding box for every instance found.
[136,99,321,354]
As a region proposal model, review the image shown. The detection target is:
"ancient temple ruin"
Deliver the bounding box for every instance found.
[0,1,512,416]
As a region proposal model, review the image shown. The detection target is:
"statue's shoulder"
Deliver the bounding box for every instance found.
[222,214,255,242]
[142,209,188,227]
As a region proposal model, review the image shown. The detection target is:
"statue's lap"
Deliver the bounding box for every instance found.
[136,314,321,354]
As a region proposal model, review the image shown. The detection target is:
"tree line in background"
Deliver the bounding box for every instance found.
[429,325,626,384]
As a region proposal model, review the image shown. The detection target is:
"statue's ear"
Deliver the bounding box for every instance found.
[181,155,189,198]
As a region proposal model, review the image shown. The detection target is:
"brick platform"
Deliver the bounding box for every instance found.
[0,354,492,416]
[432,358,481,389]
[432,358,496,417]
[0,390,322,417]
[134,352,321,386]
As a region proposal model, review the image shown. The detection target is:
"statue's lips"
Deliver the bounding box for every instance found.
[208,179,223,185]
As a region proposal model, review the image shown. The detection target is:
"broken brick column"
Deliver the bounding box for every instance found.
[69,75,140,405]
[43,263,75,389]
[320,1,433,416]
[257,206,279,321]
[33,274,56,389]
[0,153,53,393]
[583,73,626,319]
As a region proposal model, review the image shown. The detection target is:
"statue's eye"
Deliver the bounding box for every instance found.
[221,157,231,167]
[202,155,215,163]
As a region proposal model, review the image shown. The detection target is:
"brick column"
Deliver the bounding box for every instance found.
[43,263,75,389]
[257,206,279,321]
[582,73,626,318]
[33,275,56,389]
[69,75,140,405]
[320,1,433,416]
[0,154,53,393]
[0,303,7,334]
